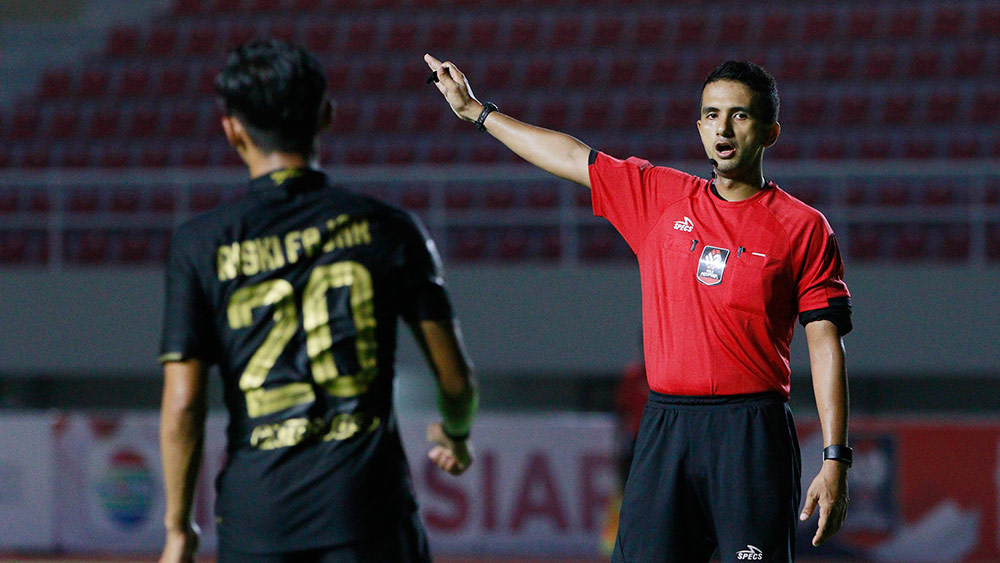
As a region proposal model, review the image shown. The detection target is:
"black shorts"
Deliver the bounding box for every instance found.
[218,509,431,563]
[612,391,801,563]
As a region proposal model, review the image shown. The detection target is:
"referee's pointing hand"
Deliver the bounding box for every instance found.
[424,54,484,123]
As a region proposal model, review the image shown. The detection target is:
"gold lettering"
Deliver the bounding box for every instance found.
[257,236,285,272]
[217,243,240,281]
[302,227,321,257]
[285,231,302,264]
[240,240,260,276]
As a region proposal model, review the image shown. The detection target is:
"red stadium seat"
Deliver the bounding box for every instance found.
[385,146,414,165]
[761,13,791,43]
[226,23,257,50]
[936,225,970,261]
[252,0,281,12]
[537,100,568,130]
[863,49,895,80]
[427,21,458,51]
[106,25,141,57]
[894,226,928,260]
[975,5,1000,36]
[484,189,516,210]
[372,104,402,133]
[78,69,110,97]
[635,18,666,47]
[565,57,597,88]
[524,59,554,89]
[305,22,336,53]
[38,69,72,99]
[185,27,218,56]
[622,98,653,130]
[173,0,200,15]
[68,190,100,214]
[528,188,558,209]
[606,59,637,88]
[675,15,705,45]
[213,0,242,14]
[592,18,624,48]
[908,50,941,79]
[190,189,222,212]
[60,149,90,169]
[344,21,375,52]
[814,139,845,160]
[444,190,471,210]
[72,232,110,264]
[947,138,978,159]
[386,23,416,52]
[400,187,430,211]
[902,139,936,160]
[847,10,877,39]
[859,139,890,160]
[876,184,909,206]
[150,189,176,212]
[931,7,964,38]
[140,149,171,168]
[128,108,159,138]
[119,232,153,264]
[664,98,693,128]
[331,102,358,133]
[147,26,179,57]
[412,102,443,132]
[848,226,880,260]
[549,17,581,48]
[181,147,211,167]
[47,109,80,139]
[580,228,617,261]
[28,191,51,213]
[970,91,1000,123]
[802,11,835,42]
[882,94,914,125]
[718,14,748,44]
[989,225,1000,261]
[10,110,40,140]
[497,229,529,261]
[769,140,800,161]
[818,52,852,80]
[344,147,373,165]
[779,54,809,82]
[291,0,321,10]
[117,68,150,97]
[791,95,825,126]
[647,56,679,86]
[887,8,919,39]
[466,19,499,50]
[450,230,485,262]
[923,186,955,207]
[100,148,130,168]
[952,47,984,77]
[268,21,297,43]
[580,100,611,130]
[0,231,29,263]
[0,190,18,213]
[158,67,189,98]
[479,60,512,90]
[167,109,199,138]
[926,92,958,123]
[838,95,870,126]
[508,19,539,50]
[541,232,561,260]
[358,62,388,92]
[110,190,141,213]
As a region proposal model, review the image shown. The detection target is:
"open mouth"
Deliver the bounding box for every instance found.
[715,141,736,159]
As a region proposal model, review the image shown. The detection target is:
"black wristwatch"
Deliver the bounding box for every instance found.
[823,444,853,468]
[475,102,499,132]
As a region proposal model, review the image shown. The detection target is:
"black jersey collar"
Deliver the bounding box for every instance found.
[248,167,327,193]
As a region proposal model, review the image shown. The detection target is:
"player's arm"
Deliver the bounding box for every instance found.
[424,53,592,188]
[159,358,207,563]
[799,319,849,547]
[410,318,478,476]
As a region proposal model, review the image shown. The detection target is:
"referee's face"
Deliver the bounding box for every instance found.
[697,79,779,179]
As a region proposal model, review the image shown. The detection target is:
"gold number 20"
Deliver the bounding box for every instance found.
[227,261,377,418]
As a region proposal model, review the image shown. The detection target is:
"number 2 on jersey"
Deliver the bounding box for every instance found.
[227,261,377,418]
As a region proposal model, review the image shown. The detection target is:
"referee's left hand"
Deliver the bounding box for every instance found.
[426,422,473,476]
[800,460,849,546]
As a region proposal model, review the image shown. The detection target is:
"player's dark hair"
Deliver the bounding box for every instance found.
[215,39,327,156]
[703,60,780,124]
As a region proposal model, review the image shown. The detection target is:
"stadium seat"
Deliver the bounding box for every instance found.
[479,60,513,91]
[859,139,890,160]
[157,67,189,97]
[140,149,171,168]
[38,69,72,99]
[173,0,201,15]
[185,27,218,56]
[635,18,666,47]
[847,10,877,39]
[119,232,153,263]
[470,145,500,164]
[902,138,936,159]
[887,8,919,39]
[675,15,705,45]
[0,190,18,213]
[989,224,1000,261]
[412,102,443,132]
[128,108,159,138]
[78,69,110,98]
[117,68,150,97]
[190,188,222,212]
[359,62,388,92]
[10,110,40,139]
[541,232,561,260]
[22,150,50,169]
[372,104,402,133]
[444,190,472,210]
[952,46,984,76]
[565,57,597,88]
[150,189,176,213]
[28,191,51,213]
[813,138,845,160]
[876,183,909,206]
[331,102,358,133]
[647,56,679,85]
[936,225,970,261]
[717,13,748,43]
[778,53,809,82]
[580,227,618,261]
[106,25,141,57]
[466,19,499,51]
[802,10,835,42]
[251,0,281,12]
[344,146,373,165]
[580,99,611,130]
[971,91,1000,123]
[484,189,516,210]
[926,92,958,123]
[100,148,131,168]
[761,13,791,43]
[838,95,870,126]
[71,231,110,264]
[549,17,581,48]
[226,23,257,50]
[975,5,1000,36]
[386,22,416,52]
[622,98,653,130]
[948,138,978,159]
[923,186,956,206]
[593,18,624,48]
[497,229,530,261]
[449,229,486,262]
[305,22,336,53]
[110,190,141,213]
[59,148,90,169]
[908,50,941,79]
[268,21,297,43]
[664,98,692,128]
[524,59,554,89]
[894,225,929,259]
[528,187,558,209]
[344,21,376,52]
[508,18,540,49]
[181,147,211,167]
[931,7,964,38]
[47,109,80,139]
[400,187,429,210]
[606,59,638,88]
[427,21,458,51]
[791,95,825,126]
[848,225,880,260]
[818,51,852,80]
[148,26,179,57]
[863,49,895,80]
[882,94,914,125]
[0,231,29,263]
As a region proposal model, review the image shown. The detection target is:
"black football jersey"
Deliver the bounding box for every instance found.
[160,168,452,552]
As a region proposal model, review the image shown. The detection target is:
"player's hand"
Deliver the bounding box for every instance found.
[160,523,200,563]
[799,460,849,546]
[426,422,473,476]
[424,54,484,122]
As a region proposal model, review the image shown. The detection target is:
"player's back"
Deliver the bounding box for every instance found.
[160,167,451,552]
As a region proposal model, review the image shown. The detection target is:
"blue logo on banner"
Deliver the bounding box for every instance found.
[97,449,154,529]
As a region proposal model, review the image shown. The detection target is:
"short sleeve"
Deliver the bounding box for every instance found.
[396,214,453,323]
[794,212,851,314]
[588,151,702,251]
[159,228,218,364]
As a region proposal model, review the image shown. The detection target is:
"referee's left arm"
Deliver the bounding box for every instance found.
[800,320,849,547]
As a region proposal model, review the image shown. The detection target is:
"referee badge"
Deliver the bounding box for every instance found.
[696,246,730,286]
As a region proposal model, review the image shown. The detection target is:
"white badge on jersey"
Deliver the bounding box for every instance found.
[696,246,730,286]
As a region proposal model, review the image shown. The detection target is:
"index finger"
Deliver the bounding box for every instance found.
[424,53,442,71]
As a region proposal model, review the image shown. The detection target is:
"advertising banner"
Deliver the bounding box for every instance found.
[0,413,56,548]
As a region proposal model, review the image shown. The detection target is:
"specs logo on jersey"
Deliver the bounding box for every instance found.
[673,216,695,232]
[696,246,730,286]
[736,545,763,560]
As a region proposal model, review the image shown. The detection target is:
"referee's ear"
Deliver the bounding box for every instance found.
[221,114,251,155]
[318,98,334,133]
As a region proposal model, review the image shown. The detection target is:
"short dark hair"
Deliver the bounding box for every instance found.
[703,60,779,124]
[215,39,327,156]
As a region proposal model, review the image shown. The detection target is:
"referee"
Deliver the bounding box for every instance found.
[157,41,478,563]
[425,54,851,562]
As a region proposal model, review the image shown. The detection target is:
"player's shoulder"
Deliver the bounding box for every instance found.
[765,184,834,233]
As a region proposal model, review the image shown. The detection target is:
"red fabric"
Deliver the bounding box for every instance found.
[615,361,649,437]
[590,152,850,398]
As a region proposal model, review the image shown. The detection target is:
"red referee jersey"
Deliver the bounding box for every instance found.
[590,152,850,399]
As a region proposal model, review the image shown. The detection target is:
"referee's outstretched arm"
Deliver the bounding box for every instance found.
[425,53,592,189]
[800,320,850,546]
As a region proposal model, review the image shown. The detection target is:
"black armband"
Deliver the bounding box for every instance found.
[799,297,852,335]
